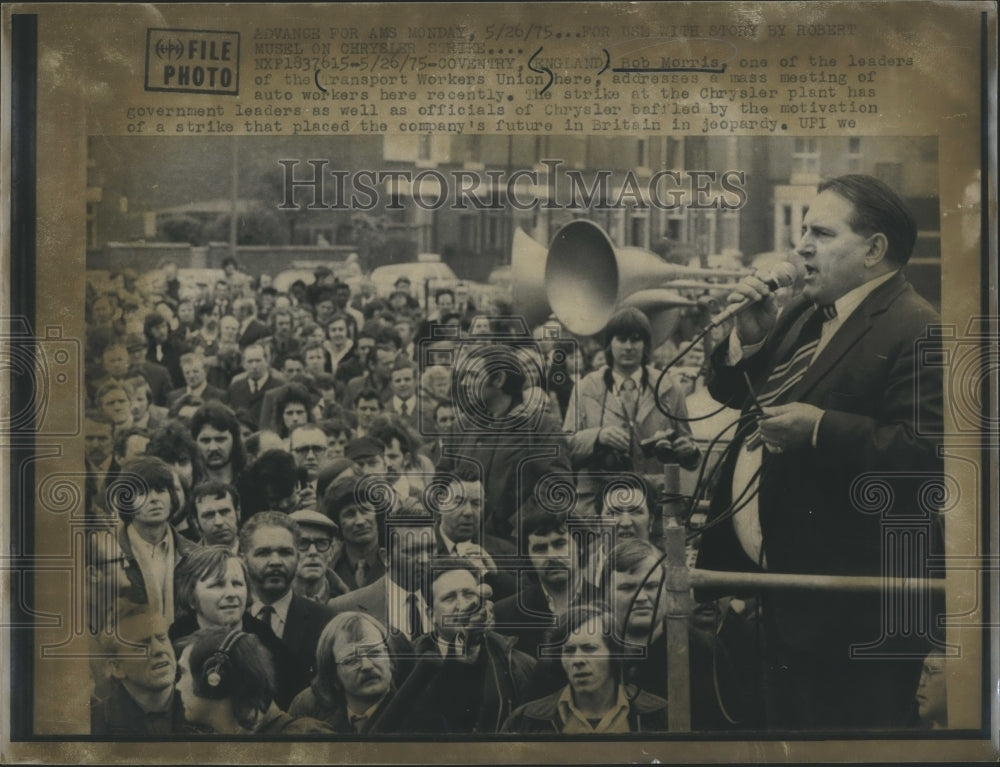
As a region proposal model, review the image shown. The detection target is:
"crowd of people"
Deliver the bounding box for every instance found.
[83,175,947,737]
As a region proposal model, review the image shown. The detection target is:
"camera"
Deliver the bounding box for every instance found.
[3,318,82,438]
[416,315,579,439]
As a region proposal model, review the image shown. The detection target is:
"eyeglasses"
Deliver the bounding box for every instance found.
[297,538,333,553]
[335,644,389,669]
[292,444,326,455]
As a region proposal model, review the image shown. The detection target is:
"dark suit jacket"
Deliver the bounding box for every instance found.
[227,374,284,428]
[237,318,271,349]
[436,409,571,543]
[147,341,184,389]
[274,594,335,703]
[433,526,517,601]
[133,360,174,407]
[166,383,226,409]
[494,582,557,662]
[697,272,944,656]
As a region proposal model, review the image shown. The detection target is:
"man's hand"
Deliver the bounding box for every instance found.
[758,403,824,453]
[458,582,495,660]
[295,484,317,510]
[725,271,780,347]
[645,429,701,468]
[460,543,497,574]
[597,425,631,453]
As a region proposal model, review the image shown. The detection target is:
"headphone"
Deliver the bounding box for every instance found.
[200,629,249,694]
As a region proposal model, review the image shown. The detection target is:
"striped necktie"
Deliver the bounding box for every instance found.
[746,304,836,450]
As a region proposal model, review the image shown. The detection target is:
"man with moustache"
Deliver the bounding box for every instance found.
[494,510,591,661]
[289,612,396,733]
[91,607,184,736]
[190,402,246,486]
[240,511,334,705]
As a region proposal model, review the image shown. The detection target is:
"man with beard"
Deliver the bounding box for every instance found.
[240,511,334,706]
[289,509,349,603]
[91,607,184,736]
[190,481,241,551]
[190,402,246,486]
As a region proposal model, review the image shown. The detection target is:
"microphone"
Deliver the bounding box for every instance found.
[709,262,802,327]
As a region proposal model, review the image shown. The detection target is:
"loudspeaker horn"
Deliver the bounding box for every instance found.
[511,227,552,329]
[545,220,745,337]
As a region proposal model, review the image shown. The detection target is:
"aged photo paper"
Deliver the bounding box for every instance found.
[2,1,997,764]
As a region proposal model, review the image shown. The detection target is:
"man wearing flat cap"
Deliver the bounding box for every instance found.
[290,509,350,603]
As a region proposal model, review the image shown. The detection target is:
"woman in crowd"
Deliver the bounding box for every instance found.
[502,606,667,734]
[175,627,333,734]
[170,546,302,709]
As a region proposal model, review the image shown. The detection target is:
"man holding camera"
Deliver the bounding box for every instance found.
[563,307,700,519]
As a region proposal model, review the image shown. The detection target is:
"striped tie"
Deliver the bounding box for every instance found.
[746,304,836,450]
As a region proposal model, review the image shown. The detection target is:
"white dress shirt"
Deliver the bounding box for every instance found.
[728,270,898,566]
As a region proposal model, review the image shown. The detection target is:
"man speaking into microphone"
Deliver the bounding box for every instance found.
[696,174,944,729]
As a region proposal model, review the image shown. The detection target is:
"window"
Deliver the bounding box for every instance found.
[792,137,820,180]
[637,138,649,169]
[418,135,432,161]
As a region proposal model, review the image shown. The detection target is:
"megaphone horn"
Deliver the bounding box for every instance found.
[511,228,551,328]
[545,220,739,337]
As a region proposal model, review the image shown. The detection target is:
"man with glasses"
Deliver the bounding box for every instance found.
[290,424,331,510]
[290,509,349,603]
